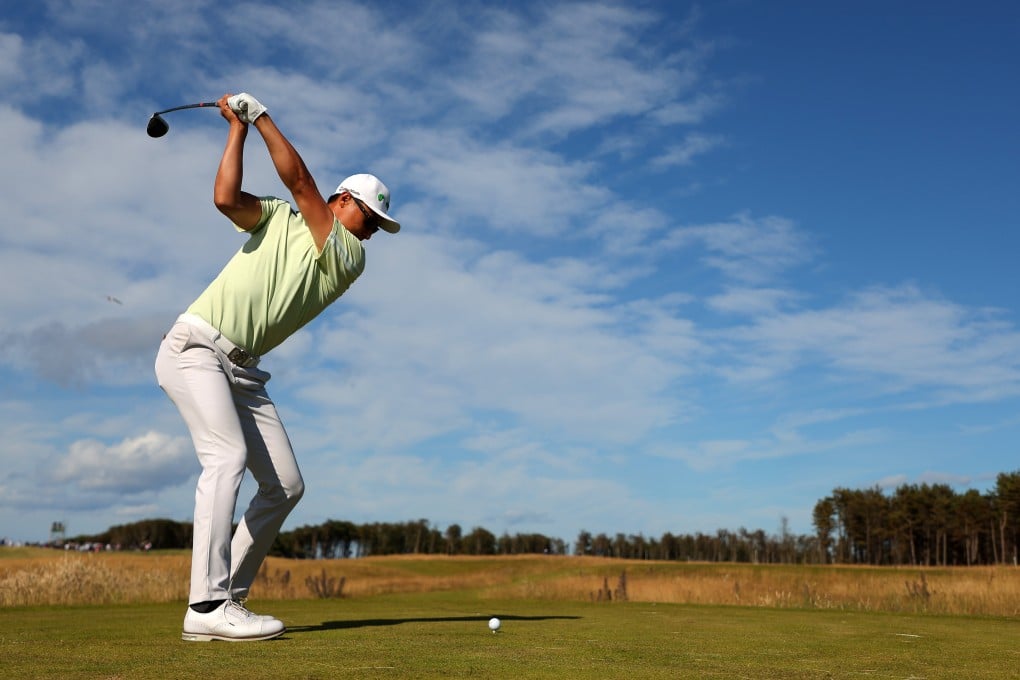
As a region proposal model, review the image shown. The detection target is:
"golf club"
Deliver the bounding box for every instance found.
[146,101,218,138]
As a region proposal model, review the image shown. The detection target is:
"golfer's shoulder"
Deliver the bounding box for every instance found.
[324,223,366,273]
[258,195,291,215]
[256,196,302,228]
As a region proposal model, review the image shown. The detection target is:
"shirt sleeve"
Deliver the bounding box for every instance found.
[232,197,276,234]
[316,218,366,284]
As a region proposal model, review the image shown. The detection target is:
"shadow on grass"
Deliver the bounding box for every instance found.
[289,614,581,633]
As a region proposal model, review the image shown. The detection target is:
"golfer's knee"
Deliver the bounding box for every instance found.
[200,449,247,484]
[262,476,304,507]
[286,477,305,504]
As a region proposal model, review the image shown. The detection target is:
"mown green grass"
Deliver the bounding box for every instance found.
[3,591,1019,679]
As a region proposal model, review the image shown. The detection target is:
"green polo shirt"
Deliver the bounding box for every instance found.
[187,197,365,357]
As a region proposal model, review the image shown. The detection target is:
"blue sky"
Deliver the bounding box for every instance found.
[1,1,1017,546]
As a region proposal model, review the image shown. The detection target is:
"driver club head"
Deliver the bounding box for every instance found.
[146,114,169,138]
[145,102,217,138]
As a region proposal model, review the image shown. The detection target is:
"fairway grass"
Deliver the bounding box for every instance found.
[3,593,1018,679]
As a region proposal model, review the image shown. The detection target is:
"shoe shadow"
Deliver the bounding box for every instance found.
[288,614,581,633]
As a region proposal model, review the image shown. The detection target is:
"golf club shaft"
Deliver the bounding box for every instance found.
[154,102,218,115]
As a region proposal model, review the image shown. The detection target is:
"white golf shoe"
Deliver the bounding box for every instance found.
[181,600,285,642]
[232,598,279,623]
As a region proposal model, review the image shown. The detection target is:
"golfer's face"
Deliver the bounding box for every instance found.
[350,197,380,240]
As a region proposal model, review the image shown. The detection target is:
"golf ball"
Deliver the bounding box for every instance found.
[488,617,501,632]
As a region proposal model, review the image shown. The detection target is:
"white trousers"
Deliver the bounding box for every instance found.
[155,318,304,605]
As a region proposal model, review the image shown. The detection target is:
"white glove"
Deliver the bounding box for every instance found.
[227,93,267,124]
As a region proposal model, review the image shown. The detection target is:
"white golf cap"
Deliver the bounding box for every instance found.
[331,173,400,233]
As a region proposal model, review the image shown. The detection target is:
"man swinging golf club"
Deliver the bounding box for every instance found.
[155,92,400,642]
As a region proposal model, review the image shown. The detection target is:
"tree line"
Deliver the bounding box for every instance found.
[56,470,1020,567]
[812,471,1020,566]
[62,518,193,551]
[269,519,568,558]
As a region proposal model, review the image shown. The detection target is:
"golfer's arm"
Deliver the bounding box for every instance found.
[214,121,262,230]
[252,115,334,249]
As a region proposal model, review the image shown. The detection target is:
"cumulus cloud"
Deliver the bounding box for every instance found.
[48,431,193,494]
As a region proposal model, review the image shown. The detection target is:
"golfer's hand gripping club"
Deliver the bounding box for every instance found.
[227,93,267,124]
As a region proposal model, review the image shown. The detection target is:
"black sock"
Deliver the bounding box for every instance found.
[189,599,226,614]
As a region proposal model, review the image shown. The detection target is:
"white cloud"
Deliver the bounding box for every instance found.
[0,32,84,101]
[659,213,815,283]
[651,132,727,168]
[655,427,887,471]
[727,285,1020,399]
[49,431,193,493]
[285,233,697,449]
[442,3,712,140]
[917,471,974,486]
[653,92,728,125]
[875,474,908,489]
[0,316,167,387]
[395,128,605,235]
[0,32,23,83]
[707,287,801,316]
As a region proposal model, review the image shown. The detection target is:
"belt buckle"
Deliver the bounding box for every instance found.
[228,347,253,367]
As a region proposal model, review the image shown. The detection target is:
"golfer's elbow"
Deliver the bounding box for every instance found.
[214,198,245,225]
[214,191,262,228]
[213,193,243,214]
[213,175,244,209]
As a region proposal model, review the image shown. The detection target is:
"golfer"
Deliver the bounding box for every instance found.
[155,92,399,642]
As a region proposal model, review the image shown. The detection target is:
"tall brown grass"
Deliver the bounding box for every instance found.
[3,549,1019,616]
[504,561,1020,616]
[0,551,190,606]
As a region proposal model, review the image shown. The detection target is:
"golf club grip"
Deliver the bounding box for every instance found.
[154,102,218,115]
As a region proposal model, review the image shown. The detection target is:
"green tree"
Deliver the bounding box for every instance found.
[994,471,1020,565]
[574,530,592,556]
[444,523,462,555]
[464,526,496,555]
[812,498,836,564]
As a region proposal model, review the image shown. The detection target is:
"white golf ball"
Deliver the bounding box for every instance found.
[488,617,501,632]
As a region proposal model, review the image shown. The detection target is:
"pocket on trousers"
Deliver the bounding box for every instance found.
[163,323,194,355]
